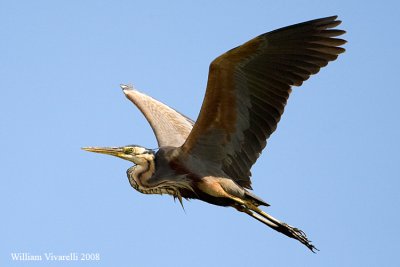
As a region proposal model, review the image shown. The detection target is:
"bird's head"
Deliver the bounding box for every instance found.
[82,145,155,164]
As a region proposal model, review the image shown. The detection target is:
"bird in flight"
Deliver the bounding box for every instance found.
[83,16,345,252]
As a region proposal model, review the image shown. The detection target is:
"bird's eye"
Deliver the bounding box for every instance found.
[123,147,133,154]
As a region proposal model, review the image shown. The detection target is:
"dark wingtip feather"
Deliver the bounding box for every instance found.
[320,29,346,37]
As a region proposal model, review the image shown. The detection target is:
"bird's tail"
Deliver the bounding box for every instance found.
[238,204,318,252]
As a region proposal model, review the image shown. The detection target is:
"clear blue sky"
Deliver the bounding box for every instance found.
[1,1,399,266]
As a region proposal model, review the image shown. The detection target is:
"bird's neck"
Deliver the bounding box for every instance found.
[128,154,156,189]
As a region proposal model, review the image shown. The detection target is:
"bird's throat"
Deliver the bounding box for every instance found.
[127,154,156,191]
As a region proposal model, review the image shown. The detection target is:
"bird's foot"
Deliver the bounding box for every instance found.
[280,222,319,253]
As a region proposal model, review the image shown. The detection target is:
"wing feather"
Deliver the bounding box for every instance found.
[122,85,194,147]
[181,16,346,189]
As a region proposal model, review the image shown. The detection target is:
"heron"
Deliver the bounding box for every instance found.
[83,16,345,252]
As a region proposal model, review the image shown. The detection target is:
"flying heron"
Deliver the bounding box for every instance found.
[83,16,345,252]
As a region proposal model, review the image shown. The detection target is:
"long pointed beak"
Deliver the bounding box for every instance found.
[81,147,123,157]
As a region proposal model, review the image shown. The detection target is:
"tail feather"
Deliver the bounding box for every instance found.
[245,190,270,206]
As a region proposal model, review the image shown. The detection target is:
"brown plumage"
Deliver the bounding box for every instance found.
[83,16,346,252]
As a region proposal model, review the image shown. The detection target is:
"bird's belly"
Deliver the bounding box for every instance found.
[192,188,236,207]
[197,177,228,197]
[193,176,245,207]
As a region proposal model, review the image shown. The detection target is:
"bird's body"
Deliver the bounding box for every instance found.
[83,16,346,252]
[125,145,268,207]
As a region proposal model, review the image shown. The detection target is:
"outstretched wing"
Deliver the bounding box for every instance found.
[181,16,346,189]
[122,85,194,147]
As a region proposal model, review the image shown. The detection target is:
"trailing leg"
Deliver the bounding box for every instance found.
[234,203,318,252]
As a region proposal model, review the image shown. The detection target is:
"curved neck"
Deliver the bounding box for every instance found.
[127,154,156,190]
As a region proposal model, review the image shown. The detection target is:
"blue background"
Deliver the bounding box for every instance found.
[1,1,399,266]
